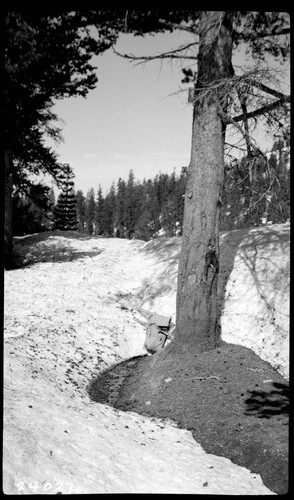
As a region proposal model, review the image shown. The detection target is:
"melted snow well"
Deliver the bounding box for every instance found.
[3,224,289,494]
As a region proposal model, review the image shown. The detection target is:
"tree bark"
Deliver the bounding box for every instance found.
[4,149,14,269]
[175,12,233,352]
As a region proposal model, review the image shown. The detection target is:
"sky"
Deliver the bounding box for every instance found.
[48,31,194,195]
[46,27,289,196]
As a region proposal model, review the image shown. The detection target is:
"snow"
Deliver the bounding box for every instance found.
[219,225,289,380]
[3,223,289,494]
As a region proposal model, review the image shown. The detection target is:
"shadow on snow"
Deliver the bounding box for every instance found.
[10,230,105,269]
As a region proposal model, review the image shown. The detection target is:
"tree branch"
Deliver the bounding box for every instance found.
[232,96,290,123]
[225,142,247,152]
[112,42,199,63]
[249,80,289,100]
[236,26,290,41]
[252,27,290,39]
[241,101,251,156]
[219,108,264,157]
[234,158,275,222]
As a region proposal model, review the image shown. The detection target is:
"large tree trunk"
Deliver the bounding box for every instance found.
[4,149,14,269]
[175,12,233,352]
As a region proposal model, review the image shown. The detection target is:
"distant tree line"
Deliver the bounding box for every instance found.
[12,139,289,239]
[76,169,186,240]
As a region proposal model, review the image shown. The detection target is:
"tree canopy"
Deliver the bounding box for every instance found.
[5,11,119,173]
[4,11,119,266]
[112,11,290,153]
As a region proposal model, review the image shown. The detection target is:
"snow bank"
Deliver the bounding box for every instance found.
[136,224,289,379]
[4,225,288,494]
[219,224,289,380]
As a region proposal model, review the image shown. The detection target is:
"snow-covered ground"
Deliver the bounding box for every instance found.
[3,223,289,494]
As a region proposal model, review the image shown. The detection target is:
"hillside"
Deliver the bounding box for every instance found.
[3,223,289,494]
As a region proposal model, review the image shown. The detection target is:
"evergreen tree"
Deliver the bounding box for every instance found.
[149,177,161,236]
[75,141,288,240]
[95,186,105,236]
[134,207,153,241]
[263,142,290,224]
[47,187,56,230]
[53,164,77,230]
[48,187,56,209]
[4,11,119,266]
[103,183,116,237]
[220,141,290,231]
[85,188,96,234]
[157,173,169,213]
[138,178,157,238]
[161,170,179,236]
[76,190,86,233]
[125,170,138,238]
[161,199,178,237]
[12,183,53,235]
[115,178,127,238]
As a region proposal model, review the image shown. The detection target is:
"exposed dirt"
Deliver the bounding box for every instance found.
[89,341,289,495]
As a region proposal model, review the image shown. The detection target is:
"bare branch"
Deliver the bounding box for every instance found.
[112,42,199,64]
[236,87,252,157]
[225,142,247,152]
[232,96,290,123]
[251,27,290,39]
[124,10,128,32]
[234,158,275,222]
[249,80,289,100]
[236,26,290,42]
[219,108,264,157]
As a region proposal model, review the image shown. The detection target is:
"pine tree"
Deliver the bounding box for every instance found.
[47,187,56,230]
[4,12,119,266]
[149,177,161,236]
[265,141,290,224]
[125,170,137,238]
[76,190,86,233]
[103,183,116,237]
[48,187,55,209]
[134,207,153,241]
[85,188,96,235]
[139,178,156,238]
[220,140,290,231]
[53,164,77,230]
[95,186,105,235]
[115,178,127,238]
[157,173,169,214]
[12,184,53,235]
[161,170,178,236]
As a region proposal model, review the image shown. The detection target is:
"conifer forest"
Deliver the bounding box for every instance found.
[12,139,289,240]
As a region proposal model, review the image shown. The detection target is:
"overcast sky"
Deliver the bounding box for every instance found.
[47,28,289,196]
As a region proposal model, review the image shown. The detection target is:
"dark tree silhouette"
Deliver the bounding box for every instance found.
[53,164,77,230]
[4,11,118,266]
